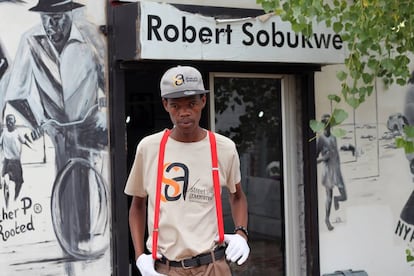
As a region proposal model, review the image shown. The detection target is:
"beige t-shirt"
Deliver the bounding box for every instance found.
[124,129,241,261]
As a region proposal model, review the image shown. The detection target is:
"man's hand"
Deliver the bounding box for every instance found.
[135,253,166,276]
[219,234,250,265]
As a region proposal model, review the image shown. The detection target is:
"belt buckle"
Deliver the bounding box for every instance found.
[181,256,201,269]
[181,259,192,269]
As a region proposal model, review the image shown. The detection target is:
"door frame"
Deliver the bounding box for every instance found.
[208,72,302,275]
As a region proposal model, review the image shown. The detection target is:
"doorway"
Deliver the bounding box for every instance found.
[121,64,306,275]
[210,73,285,275]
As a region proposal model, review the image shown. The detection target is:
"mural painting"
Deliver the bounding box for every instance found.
[316,65,414,276]
[396,73,414,262]
[316,113,348,232]
[0,1,111,275]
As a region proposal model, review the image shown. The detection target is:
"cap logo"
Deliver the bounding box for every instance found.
[160,66,209,98]
[185,76,198,83]
[173,74,184,87]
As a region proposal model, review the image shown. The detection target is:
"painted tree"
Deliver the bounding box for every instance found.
[257,0,414,141]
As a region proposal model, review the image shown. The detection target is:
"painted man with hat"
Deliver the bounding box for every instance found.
[4,0,107,259]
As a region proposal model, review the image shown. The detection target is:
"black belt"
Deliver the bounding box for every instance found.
[157,247,226,268]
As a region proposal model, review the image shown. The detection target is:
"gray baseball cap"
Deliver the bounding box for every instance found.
[160,66,209,99]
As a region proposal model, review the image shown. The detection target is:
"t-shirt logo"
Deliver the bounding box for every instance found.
[161,162,188,202]
[161,162,214,204]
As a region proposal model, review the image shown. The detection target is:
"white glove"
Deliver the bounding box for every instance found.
[221,234,250,265]
[135,253,166,276]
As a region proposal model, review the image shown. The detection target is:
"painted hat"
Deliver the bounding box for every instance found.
[321,113,331,123]
[160,66,209,99]
[29,0,84,12]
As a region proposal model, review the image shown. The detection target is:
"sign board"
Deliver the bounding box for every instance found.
[118,0,263,9]
[137,1,346,64]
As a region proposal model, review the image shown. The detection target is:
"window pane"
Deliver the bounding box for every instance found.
[213,76,285,275]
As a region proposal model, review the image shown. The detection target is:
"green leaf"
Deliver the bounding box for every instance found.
[404,142,414,154]
[309,119,325,133]
[367,86,374,96]
[349,87,359,95]
[336,71,347,81]
[291,23,303,33]
[404,126,414,138]
[397,138,414,154]
[397,78,407,86]
[327,94,341,103]
[261,2,275,12]
[333,21,343,33]
[341,33,351,41]
[395,137,414,153]
[367,58,379,70]
[362,73,373,84]
[332,127,347,137]
[346,97,360,109]
[395,137,405,148]
[331,108,348,125]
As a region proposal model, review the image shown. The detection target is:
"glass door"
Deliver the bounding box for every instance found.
[210,73,285,275]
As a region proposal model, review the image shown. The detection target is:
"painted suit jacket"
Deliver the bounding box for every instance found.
[4,20,105,127]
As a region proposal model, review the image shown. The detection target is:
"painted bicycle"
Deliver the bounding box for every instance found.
[35,104,110,260]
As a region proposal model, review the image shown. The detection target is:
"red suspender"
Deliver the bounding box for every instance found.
[152,130,225,260]
[208,131,225,244]
[152,129,170,260]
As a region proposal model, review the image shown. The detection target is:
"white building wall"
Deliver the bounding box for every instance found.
[315,63,414,275]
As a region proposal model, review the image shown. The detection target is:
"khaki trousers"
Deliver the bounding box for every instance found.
[155,258,232,276]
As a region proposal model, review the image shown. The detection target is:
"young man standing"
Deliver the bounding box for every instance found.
[125,66,249,276]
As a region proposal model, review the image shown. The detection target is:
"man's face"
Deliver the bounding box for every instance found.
[40,12,72,45]
[321,115,331,135]
[162,95,206,134]
[6,115,16,131]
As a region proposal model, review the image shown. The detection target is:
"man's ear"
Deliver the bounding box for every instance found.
[162,98,168,111]
[201,94,207,108]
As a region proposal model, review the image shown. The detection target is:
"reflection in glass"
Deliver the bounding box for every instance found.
[214,76,285,275]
